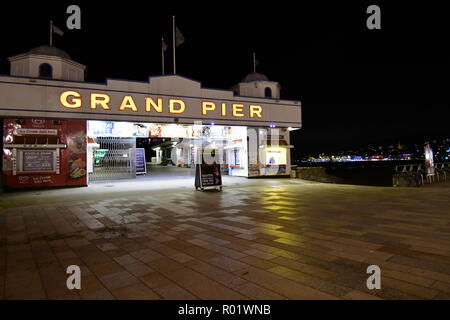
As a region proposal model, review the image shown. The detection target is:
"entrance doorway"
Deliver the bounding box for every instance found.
[86,121,250,185]
[88,137,136,183]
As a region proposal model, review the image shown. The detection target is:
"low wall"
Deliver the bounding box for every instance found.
[392,173,420,187]
[295,167,344,184]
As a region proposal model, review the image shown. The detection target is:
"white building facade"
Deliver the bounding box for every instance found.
[0,46,302,189]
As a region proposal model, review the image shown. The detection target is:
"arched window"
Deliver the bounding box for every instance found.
[264,87,272,98]
[39,63,53,78]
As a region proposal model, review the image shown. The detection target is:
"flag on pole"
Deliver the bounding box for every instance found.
[52,24,64,36]
[172,16,185,74]
[175,27,185,46]
[49,21,64,46]
[161,37,167,75]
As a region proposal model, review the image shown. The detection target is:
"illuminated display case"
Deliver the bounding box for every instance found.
[265,147,287,165]
[258,146,289,176]
[256,128,292,176]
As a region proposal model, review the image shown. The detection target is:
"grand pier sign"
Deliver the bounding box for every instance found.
[0,75,302,127]
[60,91,264,118]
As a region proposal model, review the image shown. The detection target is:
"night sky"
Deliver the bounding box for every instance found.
[1,1,449,158]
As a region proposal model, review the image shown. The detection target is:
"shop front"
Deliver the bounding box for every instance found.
[84,120,293,183]
[1,46,301,189]
[2,117,295,188]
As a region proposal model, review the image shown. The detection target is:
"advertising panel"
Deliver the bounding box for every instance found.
[195,148,222,190]
[2,118,87,189]
[424,143,435,176]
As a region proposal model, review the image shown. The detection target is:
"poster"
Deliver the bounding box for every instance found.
[88,121,149,137]
[195,149,222,190]
[135,148,147,174]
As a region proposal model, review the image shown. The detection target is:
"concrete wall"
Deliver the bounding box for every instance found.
[392,173,420,187]
[295,167,344,183]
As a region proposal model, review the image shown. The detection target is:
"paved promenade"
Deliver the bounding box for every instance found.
[1,179,450,300]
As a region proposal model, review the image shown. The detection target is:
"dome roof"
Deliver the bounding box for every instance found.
[28,45,71,59]
[241,72,269,83]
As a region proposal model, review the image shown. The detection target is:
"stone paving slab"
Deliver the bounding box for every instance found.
[1,179,450,300]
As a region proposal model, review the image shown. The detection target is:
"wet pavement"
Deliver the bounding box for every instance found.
[1,177,450,300]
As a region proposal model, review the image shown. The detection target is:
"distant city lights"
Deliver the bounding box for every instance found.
[300,138,450,163]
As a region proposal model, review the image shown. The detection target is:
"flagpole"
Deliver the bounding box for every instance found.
[253,53,256,72]
[161,37,165,75]
[50,21,53,47]
[172,15,176,74]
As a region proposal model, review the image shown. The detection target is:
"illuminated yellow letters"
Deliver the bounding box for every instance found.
[169,99,185,114]
[202,102,216,115]
[119,95,138,112]
[145,97,163,112]
[249,105,262,118]
[221,103,226,116]
[59,91,266,119]
[232,104,244,117]
[90,93,110,110]
[60,91,82,109]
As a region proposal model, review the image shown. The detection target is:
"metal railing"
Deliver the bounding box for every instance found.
[395,163,424,186]
[434,162,450,182]
[395,162,450,185]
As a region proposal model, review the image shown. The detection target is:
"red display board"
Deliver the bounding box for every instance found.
[2,118,87,189]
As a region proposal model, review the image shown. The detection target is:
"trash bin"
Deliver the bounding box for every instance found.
[290,166,297,178]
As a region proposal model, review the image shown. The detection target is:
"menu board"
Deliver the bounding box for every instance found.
[135,148,147,174]
[22,150,55,172]
[195,149,222,190]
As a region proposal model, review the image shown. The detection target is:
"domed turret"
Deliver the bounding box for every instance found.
[8,45,86,81]
[233,71,280,99]
[28,45,72,59]
[241,72,269,83]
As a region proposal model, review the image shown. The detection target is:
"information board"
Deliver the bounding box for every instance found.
[22,150,55,172]
[135,148,147,174]
[195,149,222,190]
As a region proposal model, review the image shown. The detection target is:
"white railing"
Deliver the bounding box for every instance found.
[395,162,450,185]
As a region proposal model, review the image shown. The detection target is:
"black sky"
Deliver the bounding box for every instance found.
[1,1,449,158]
